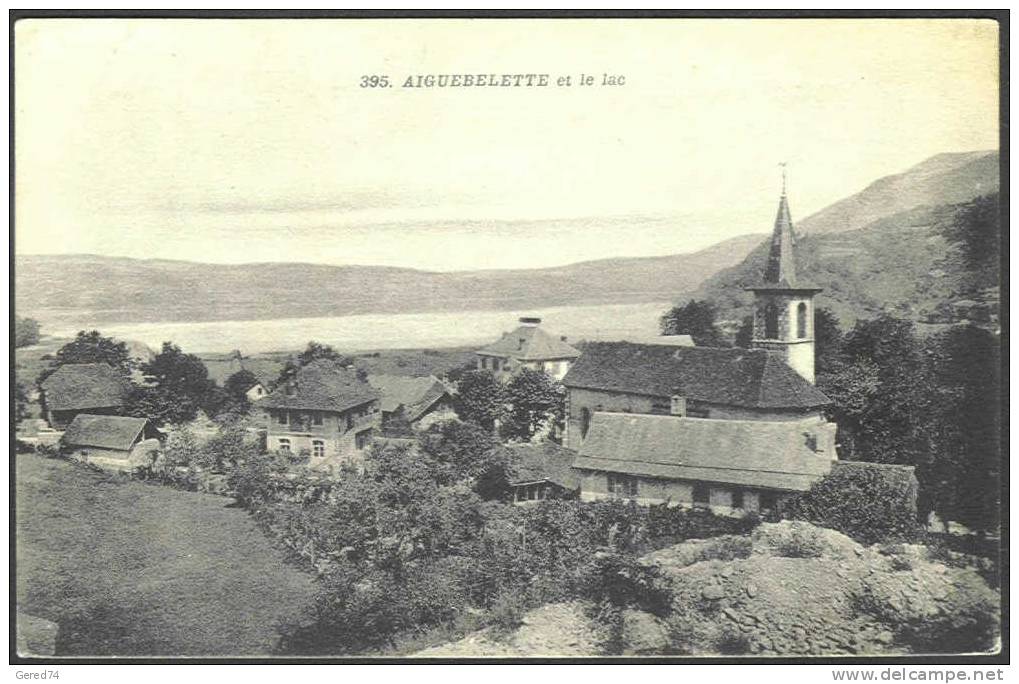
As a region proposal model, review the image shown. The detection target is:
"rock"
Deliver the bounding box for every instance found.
[876,631,894,645]
[702,584,726,600]
[620,609,670,655]
[745,582,759,597]
[720,565,735,578]
[723,607,740,621]
[16,613,58,656]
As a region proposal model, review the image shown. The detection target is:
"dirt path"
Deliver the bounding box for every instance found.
[15,453,318,657]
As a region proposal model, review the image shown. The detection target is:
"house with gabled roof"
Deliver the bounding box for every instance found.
[61,414,161,472]
[260,360,381,470]
[501,442,580,504]
[560,183,840,512]
[476,317,581,380]
[39,363,134,429]
[367,374,456,431]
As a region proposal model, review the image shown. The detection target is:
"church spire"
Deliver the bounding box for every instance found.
[763,164,799,287]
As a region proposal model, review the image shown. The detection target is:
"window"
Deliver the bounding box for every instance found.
[686,406,710,419]
[312,440,325,458]
[693,484,710,507]
[797,302,808,339]
[732,490,744,510]
[277,411,288,425]
[312,412,323,426]
[580,407,592,438]
[765,304,779,339]
[278,438,291,454]
[650,401,671,415]
[607,473,639,498]
[347,413,354,430]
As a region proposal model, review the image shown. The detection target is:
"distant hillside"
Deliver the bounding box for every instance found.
[694,193,1000,328]
[797,151,999,236]
[15,233,763,327]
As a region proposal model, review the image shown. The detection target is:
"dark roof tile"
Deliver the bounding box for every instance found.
[62,414,149,451]
[562,342,830,409]
[261,360,379,413]
[40,363,133,411]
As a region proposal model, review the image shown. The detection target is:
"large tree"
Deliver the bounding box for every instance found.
[501,369,567,442]
[453,369,507,431]
[923,324,1001,535]
[15,317,41,348]
[659,300,728,347]
[126,342,216,427]
[47,330,134,375]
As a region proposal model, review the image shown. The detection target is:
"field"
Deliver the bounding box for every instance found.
[15,453,318,657]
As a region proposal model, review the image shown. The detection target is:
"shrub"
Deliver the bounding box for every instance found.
[694,536,753,563]
[774,526,826,558]
[782,461,922,545]
[581,551,672,617]
[487,589,528,636]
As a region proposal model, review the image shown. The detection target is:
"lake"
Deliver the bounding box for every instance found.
[44,301,673,355]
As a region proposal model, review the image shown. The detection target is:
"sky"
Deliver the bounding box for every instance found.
[15,18,999,271]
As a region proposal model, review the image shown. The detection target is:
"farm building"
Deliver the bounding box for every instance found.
[60,414,161,472]
[260,360,381,471]
[367,374,456,431]
[39,363,134,429]
[476,317,581,381]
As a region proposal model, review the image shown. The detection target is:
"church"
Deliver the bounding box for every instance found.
[561,185,840,514]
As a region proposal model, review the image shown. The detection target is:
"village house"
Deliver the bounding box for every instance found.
[202,352,280,402]
[260,360,381,470]
[475,317,581,381]
[39,363,134,429]
[561,185,840,511]
[503,442,580,504]
[60,414,161,472]
[367,374,457,431]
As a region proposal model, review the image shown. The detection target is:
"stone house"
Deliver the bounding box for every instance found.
[60,414,161,472]
[367,374,457,431]
[39,363,134,429]
[572,412,837,513]
[260,360,381,471]
[476,317,581,381]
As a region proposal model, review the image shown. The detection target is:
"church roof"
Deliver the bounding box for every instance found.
[562,342,831,409]
[573,412,836,492]
[748,190,821,292]
[477,321,581,361]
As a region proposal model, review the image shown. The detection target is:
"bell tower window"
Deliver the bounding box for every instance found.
[797,302,808,339]
[764,304,779,339]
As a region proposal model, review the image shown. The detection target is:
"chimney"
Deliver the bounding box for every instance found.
[560,335,569,342]
[519,317,542,327]
[286,380,298,397]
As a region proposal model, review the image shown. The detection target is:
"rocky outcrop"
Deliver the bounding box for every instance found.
[412,522,999,657]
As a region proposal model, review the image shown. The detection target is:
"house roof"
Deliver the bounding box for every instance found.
[573,412,836,492]
[562,342,830,409]
[62,414,149,451]
[261,360,380,413]
[502,442,580,489]
[477,323,581,361]
[40,363,133,411]
[367,374,451,421]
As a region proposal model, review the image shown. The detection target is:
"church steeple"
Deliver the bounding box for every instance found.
[746,169,823,384]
